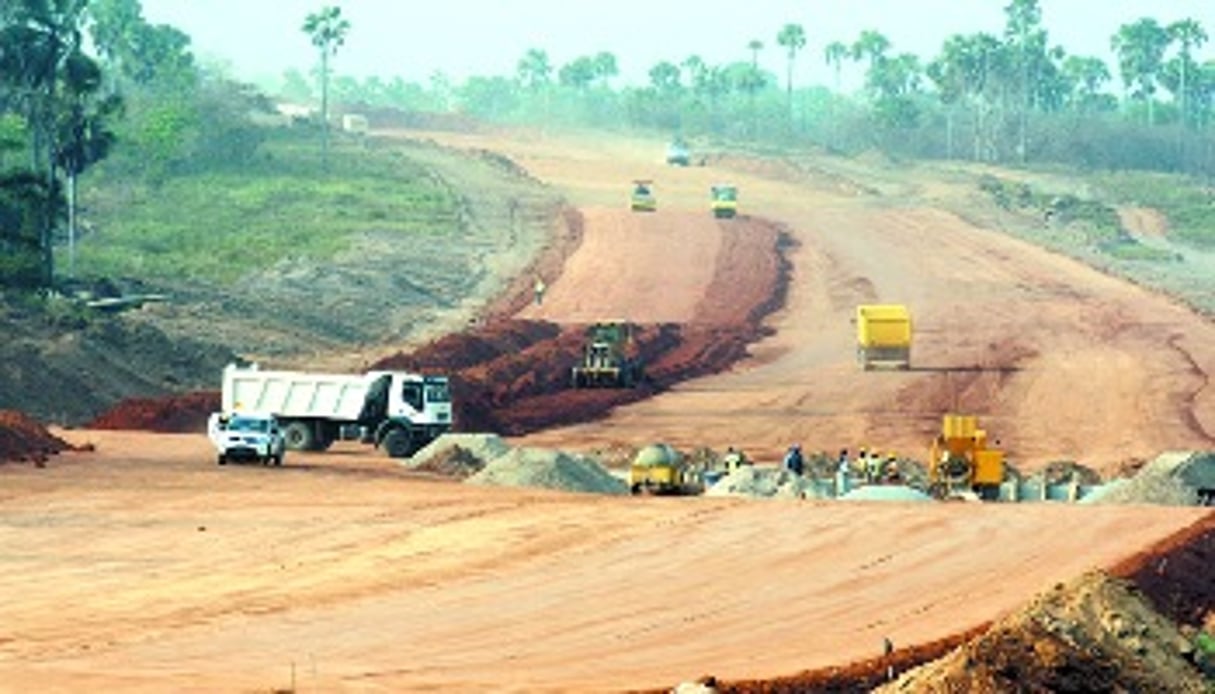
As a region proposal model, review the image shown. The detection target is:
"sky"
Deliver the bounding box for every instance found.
[139,1,1214,91]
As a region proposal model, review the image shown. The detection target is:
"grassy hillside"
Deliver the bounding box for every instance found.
[77,132,461,284]
[1093,171,1215,248]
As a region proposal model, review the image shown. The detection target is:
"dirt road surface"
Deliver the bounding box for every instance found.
[407,129,1215,471]
[7,128,1215,691]
[2,433,1207,692]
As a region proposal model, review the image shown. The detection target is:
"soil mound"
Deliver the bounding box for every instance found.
[1082,451,1213,506]
[1112,516,1215,629]
[88,391,218,433]
[877,571,1208,693]
[404,433,510,478]
[467,447,626,494]
[840,485,933,503]
[704,466,824,499]
[0,410,75,464]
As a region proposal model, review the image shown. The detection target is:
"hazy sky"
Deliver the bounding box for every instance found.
[140,1,1213,90]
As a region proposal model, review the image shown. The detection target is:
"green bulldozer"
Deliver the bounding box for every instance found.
[571,321,643,388]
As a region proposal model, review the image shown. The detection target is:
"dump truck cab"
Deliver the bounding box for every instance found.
[710,184,738,218]
[630,179,657,212]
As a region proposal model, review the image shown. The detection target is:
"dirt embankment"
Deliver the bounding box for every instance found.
[91,213,793,438]
[0,410,80,464]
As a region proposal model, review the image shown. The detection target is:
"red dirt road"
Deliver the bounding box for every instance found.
[1,433,1206,692]
[429,129,1215,471]
[6,129,1215,692]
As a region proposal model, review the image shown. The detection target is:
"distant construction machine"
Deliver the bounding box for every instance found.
[710,184,738,218]
[571,321,643,388]
[629,443,701,495]
[630,179,657,212]
[856,304,912,370]
[928,414,1005,500]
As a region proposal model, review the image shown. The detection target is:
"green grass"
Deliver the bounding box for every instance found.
[77,135,461,283]
[1093,171,1215,248]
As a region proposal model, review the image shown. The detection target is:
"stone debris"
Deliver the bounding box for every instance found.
[467,447,627,495]
[839,485,933,503]
[1081,451,1213,506]
[703,465,826,499]
[405,433,511,470]
[876,570,1208,693]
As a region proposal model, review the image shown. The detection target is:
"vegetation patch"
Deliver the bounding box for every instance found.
[78,133,461,284]
[1092,171,1215,249]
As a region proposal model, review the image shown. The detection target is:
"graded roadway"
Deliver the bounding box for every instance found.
[3,128,1212,692]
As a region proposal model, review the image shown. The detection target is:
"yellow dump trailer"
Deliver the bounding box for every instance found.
[856,304,911,370]
[929,414,1005,500]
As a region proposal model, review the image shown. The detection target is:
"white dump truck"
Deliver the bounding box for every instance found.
[221,363,453,458]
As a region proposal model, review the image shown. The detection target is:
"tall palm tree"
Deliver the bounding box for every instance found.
[516,48,551,90]
[302,5,349,170]
[823,41,849,93]
[1167,18,1208,129]
[745,39,764,136]
[1111,18,1169,125]
[776,23,806,121]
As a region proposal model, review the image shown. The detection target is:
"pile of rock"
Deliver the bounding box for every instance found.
[1082,451,1214,506]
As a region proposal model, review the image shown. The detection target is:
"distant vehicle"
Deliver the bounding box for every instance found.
[928,414,1005,500]
[221,363,452,459]
[630,179,657,212]
[855,304,911,370]
[666,139,691,166]
[571,321,643,388]
[710,184,738,218]
[208,411,285,466]
[629,443,702,495]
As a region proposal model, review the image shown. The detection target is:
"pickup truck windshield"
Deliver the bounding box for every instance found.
[228,418,270,433]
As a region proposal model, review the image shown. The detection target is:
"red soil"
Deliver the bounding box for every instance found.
[0,410,76,464]
[87,391,219,433]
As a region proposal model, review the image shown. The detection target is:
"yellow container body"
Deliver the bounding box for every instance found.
[856,304,912,348]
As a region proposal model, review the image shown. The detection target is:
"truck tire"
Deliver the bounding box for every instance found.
[282,421,315,451]
[217,454,226,466]
[382,428,413,459]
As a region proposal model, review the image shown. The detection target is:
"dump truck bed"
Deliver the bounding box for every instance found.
[856,304,912,370]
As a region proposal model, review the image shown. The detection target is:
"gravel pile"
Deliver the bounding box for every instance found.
[840,485,933,503]
[404,433,511,470]
[467,447,627,495]
[704,465,826,499]
[1081,451,1213,506]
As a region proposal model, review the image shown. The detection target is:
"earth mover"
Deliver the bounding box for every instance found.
[928,413,1005,500]
[710,184,738,218]
[571,321,643,388]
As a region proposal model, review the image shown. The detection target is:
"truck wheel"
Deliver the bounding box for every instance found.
[382,428,413,458]
[282,421,315,451]
[217,454,226,466]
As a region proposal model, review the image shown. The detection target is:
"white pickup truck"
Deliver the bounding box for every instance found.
[207,412,286,466]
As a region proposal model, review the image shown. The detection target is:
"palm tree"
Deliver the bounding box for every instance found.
[824,41,849,93]
[1167,19,1208,130]
[1111,18,1170,125]
[776,23,806,121]
[745,39,764,136]
[517,48,551,90]
[302,5,350,170]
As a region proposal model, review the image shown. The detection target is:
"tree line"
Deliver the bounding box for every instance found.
[288,0,1211,174]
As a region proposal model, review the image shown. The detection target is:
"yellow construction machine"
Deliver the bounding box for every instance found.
[856,304,911,370]
[629,443,701,495]
[571,321,643,388]
[630,179,657,212]
[710,184,738,218]
[928,414,1005,500]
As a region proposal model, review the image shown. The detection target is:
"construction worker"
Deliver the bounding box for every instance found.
[867,450,883,483]
[533,275,547,306]
[722,446,748,472]
[782,444,805,476]
[883,453,900,484]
